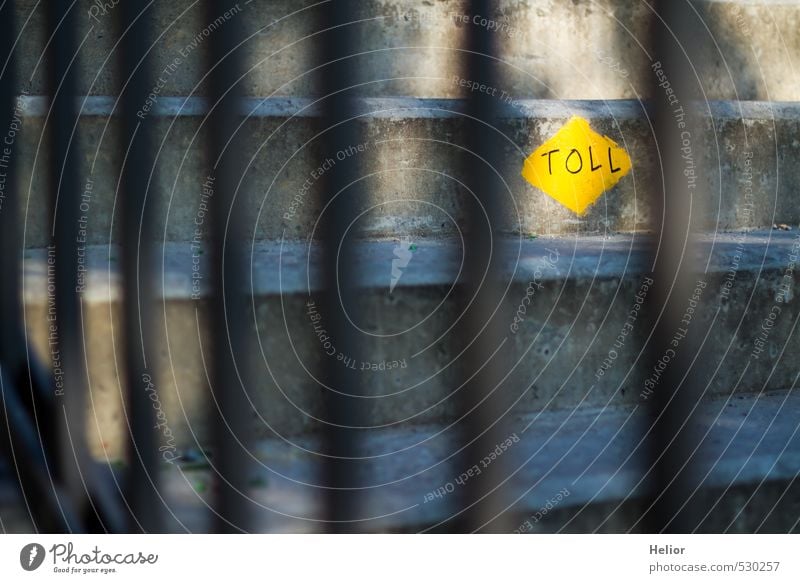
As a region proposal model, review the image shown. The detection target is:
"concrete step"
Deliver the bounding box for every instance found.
[14,0,800,101]
[12,96,800,247]
[3,388,798,532]
[19,231,800,459]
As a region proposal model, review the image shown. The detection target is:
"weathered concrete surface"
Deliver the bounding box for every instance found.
[693,0,800,102]
[12,0,800,100]
[19,232,800,457]
[3,389,797,532]
[12,96,800,247]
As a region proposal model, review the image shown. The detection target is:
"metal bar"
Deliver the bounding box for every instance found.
[0,1,26,397]
[0,0,48,427]
[317,0,366,532]
[0,3,123,534]
[118,0,162,533]
[46,0,90,531]
[206,0,254,533]
[0,10,77,517]
[644,0,705,533]
[450,0,514,533]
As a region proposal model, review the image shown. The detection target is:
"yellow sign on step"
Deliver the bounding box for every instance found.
[521,116,632,215]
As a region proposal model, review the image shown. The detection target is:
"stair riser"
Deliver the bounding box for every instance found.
[14,0,800,100]
[23,248,800,459]
[14,98,800,247]
[3,385,797,532]
[517,480,800,534]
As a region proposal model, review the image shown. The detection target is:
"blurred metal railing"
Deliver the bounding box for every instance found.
[0,0,126,534]
[449,0,514,533]
[317,0,367,533]
[204,0,255,533]
[644,0,705,534]
[0,0,701,533]
[118,0,162,534]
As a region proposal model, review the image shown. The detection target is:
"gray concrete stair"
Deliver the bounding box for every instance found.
[14,0,800,101]
[2,388,798,532]
[5,0,798,536]
[13,96,800,247]
[19,231,800,459]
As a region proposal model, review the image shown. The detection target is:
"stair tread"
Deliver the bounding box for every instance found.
[20,230,799,302]
[18,95,800,119]
[2,389,796,532]
[14,95,800,246]
[164,388,800,531]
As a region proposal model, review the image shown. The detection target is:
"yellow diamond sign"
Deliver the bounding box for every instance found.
[521,116,632,215]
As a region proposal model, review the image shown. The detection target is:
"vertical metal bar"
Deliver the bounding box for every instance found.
[452,0,513,533]
[645,0,704,533]
[0,0,23,475]
[118,1,161,533]
[0,0,44,426]
[207,0,254,533]
[318,0,366,532]
[0,2,102,533]
[46,0,90,529]
[0,1,24,396]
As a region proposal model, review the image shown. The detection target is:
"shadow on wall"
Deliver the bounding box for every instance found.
[693,0,800,101]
